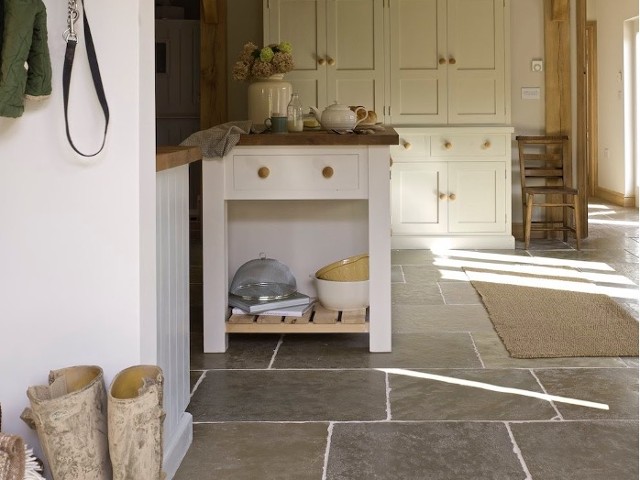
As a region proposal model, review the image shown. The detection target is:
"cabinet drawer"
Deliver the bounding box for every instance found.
[430,134,507,157]
[229,154,362,194]
[390,134,429,160]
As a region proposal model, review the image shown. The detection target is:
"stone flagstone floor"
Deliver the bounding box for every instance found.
[175,200,639,480]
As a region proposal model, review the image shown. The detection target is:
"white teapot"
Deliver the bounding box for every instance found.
[310,102,367,130]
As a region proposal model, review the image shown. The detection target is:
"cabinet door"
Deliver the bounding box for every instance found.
[264,0,328,110]
[391,162,448,235]
[447,0,506,124]
[326,0,385,112]
[447,162,506,233]
[388,0,447,124]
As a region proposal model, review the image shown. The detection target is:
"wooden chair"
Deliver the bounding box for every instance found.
[516,135,581,250]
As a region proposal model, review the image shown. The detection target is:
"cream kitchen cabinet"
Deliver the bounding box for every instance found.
[390,127,514,249]
[263,0,385,113]
[388,0,509,125]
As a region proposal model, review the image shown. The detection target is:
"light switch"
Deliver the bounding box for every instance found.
[531,59,544,72]
[521,87,541,100]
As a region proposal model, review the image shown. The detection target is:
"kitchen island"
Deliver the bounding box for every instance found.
[201,127,398,353]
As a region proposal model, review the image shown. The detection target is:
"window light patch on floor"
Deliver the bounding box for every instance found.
[379,368,610,411]
[432,250,638,300]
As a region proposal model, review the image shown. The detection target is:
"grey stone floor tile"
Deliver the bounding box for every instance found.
[190,371,204,393]
[389,368,558,421]
[530,249,639,263]
[188,369,387,421]
[390,264,405,283]
[471,332,630,369]
[400,264,448,283]
[392,304,494,333]
[391,249,434,264]
[621,356,639,367]
[174,422,328,480]
[190,333,280,370]
[326,422,525,480]
[272,333,483,369]
[392,283,444,305]
[510,421,639,480]
[533,368,639,420]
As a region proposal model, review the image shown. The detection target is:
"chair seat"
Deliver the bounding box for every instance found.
[523,186,579,195]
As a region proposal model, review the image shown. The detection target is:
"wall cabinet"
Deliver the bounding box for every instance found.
[388,0,508,125]
[264,0,385,113]
[390,127,514,249]
[264,0,509,126]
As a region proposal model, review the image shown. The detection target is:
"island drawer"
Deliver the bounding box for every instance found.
[227,153,365,198]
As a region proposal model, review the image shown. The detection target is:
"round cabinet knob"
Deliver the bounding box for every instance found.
[403,141,412,150]
[438,57,447,65]
[327,57,336,66]
[482,140,491,150]
[449,193,457,201]
[322,166,334,178]
[258,166,270,179]
[448,57,457,65]
[318,57,326,66]
[444,141,452,150]
[439,193,447,200]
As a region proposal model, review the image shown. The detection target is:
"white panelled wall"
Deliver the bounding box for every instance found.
[0,0,191,477]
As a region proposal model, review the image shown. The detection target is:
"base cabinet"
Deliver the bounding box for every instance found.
[391,127,514,249]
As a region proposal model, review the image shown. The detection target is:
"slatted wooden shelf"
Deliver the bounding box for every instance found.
[226,304,369,333]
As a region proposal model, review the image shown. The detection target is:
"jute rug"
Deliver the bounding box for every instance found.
[469,281,639,358]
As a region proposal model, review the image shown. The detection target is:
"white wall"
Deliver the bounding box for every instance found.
[592,0,638,195]
[0,0,156,459]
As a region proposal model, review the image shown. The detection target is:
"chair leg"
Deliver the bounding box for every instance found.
[573,195,581,251]
[525,193,533,250]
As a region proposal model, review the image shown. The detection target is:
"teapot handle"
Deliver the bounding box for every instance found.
[354,106,368,125]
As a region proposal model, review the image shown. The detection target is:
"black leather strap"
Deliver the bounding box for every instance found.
[63,0,109,157]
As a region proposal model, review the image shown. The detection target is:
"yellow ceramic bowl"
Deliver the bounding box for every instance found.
[315,254,369,282]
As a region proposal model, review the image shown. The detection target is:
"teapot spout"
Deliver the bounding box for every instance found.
[309,106,321,122]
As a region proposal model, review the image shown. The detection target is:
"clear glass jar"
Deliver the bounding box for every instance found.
[287,93,304,132]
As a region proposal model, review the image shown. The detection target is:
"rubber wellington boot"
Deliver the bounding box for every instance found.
[108,365,165,480]
[21,365,112,480]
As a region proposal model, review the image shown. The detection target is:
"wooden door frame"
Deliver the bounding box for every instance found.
[575,0,588,237]
[200,0,228,129]
[585,20,598,199]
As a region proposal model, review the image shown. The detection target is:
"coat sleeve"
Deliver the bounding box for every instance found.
[24,0,52,99]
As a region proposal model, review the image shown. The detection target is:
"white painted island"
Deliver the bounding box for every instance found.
[201,128,399,353]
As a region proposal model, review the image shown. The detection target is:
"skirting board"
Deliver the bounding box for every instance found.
[391,235,515,250]
[595,187,636,208]
[163,412,193,480]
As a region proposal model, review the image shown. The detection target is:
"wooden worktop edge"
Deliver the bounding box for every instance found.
[156,146,203,172]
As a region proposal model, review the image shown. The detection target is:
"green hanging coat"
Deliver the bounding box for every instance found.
[0,0,52,118]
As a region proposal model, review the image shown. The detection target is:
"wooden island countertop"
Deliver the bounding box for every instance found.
[237,126,399,147]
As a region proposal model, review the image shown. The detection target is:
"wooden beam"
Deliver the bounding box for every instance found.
[544,0,572,236]
[200,0,227,129]
[551,0,569,22]
[201,0,218,24]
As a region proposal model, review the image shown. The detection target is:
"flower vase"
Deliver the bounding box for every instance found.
[247,74,292,129]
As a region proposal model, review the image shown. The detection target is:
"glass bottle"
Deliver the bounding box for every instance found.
[287,93,304,132]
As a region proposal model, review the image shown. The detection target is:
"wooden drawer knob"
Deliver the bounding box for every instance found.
[439,57,446,65]
[482,140,491,149]
[322,166,334,178]
[444,141,452,150]
[448,57,457,65]
[403,141,412,150]
[439,193,447,200]
[318,57,326,66]
[327,57,336,66]
[449,193,457,201]
[258,166,270,179]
